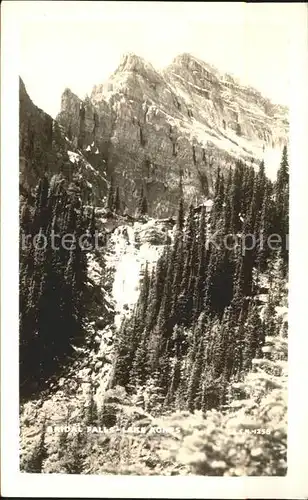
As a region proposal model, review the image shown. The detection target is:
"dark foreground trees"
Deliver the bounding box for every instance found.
[19,174,95,397]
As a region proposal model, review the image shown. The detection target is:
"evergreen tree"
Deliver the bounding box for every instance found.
[222,167,233,234]
[274,145,289,266]
[211,167,224,226]
[193,206,208,319]
[137,186,148,216]
[242,166,255,218]
[157,250,175,336]
[85,384,98,426]
[145,248,169,332]
[170,233,185,323]
[64,432,85,474]
[256,179,274,272]
[187,338,204,411]
[230,161,244,233]
[176,205,196,324]
[114,186,121,214]
[88,207,96,243]
[276,145,289,190]
[177,197,185,232]
[129,329,149,387]
[243,301,263,371]
[106,176,115,211]
[20,175,89,397]
[23,419,47,472]
[111,319,136,388]
[105,155,288,416]
[253,160,266,235]
[134,261,151,334]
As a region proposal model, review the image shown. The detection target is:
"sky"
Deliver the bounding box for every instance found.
[14,2,304,117]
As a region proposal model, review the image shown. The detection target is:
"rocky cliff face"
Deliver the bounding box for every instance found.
[21,52,289,217]
[19,78,108,202]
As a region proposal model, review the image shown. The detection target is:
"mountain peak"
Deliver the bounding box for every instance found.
[115,52,162,83]
[167,53,220,80]
[53,49,288,216]
[116,52,149,71]
[172,52,199,65]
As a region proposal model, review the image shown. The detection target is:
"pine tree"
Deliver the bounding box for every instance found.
[32,175,50,233]
[276,145,289,190]
[165,357,181,408]
[134,261,151,333]
[230,161,244,233]
[111,320,132,388]
[170,233,185,323]
[193,207,208,319]
[157,350,171,398]
[176,206,196,325]
[222,167,233,234]
[256,179,274,272]
[211,167,224,226]
[177,197,185,232]
[23,419,47,472]
[145,248,169,332]
[243,301,263,371]
[129,329,149,387]
[20,175,89,397]
[253,160,266,235]
[114,186,121,214]
[242,166,255,218]
[137,186,148,216]
[187,338,205,411]
[85,384,98,426]
[156,250,175,337]
[106,176,115,211]
[20,198,33,236]
[89,205,96,231]
[64,432,85,474]
[274,145,289,266]
[107,154,289,416]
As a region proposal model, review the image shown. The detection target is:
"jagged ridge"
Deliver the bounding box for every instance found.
[56,52,288,217]
[20,52,289,217]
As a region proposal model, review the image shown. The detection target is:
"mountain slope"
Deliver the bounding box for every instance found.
[18,52,289,477]
[19,210,288,476]
[19,78,108,203]
[57,52,288,217]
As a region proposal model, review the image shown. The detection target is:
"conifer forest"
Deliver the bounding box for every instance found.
[20,145,288,476]
[18,44,290,477]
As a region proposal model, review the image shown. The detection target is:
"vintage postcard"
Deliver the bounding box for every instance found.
[1,1,308,498]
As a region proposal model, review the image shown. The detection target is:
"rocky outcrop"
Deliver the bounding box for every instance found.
[56,53,288,217]
[19,78,108,202]
[164,53,288,147]
[21,52,289,217]
[20,78,54,193]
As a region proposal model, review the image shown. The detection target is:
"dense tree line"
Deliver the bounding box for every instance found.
[106,176,121,213]
[19,145,288,407]
[111,147,289,413]
[105,177,148,217]
[19,174,96,397]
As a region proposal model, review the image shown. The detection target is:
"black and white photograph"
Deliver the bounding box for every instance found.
[1,1,308,497]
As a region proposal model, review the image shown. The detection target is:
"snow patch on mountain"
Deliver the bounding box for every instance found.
[57,52,288,216]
